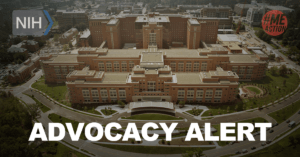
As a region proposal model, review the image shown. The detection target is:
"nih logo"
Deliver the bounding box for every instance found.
[13,10,53,36]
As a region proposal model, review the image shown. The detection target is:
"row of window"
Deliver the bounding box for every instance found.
[178,90,222,98]
[170,61,207,72]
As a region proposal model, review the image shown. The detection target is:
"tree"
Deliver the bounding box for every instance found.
[282,38,288,46]
[69,42,73,49]
[279,65,288,76]
[182,151,194,157]
[82,4,86,7]
[270,66,278,75]
[283,80,286,86]
[84,106,87,111]
[87,5,91,9]
[27,103,41,120]
[268,54,275,61]
[53,34,59,42]
[63,44,69,51]
[194,148,203,157]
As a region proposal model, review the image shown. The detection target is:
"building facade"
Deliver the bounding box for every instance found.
[41,43,268,105]
[56,9,89,27]
[88,13,219,49]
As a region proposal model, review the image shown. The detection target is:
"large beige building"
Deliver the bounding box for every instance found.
[41,43,268,105]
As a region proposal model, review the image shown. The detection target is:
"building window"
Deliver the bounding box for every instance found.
[61,66,68,74]
[201,62,207,71]
[205,90,213,98]
[129,61,134,71]
[54,66,60,74]
[82,88,90,98]
[113,61,119,72]
[196,90,203,98]
[149,33,156,44]
[147,81,156,91]
[215,89,222,98]
[91,88,99,97]
[99,61,105,71]
[109,88,117,98]
[84,97,90,102]
[178,90,185,98]
[93,98,99,102]
[106,61,112,72]
[186,62,192,72]
[178,62,184,72]
[69,66,74,72]
[119,90,126,99]
[187,90,194,98]
[100,89,108,98]
[170,62,176,71]
[121,61,127,72]
[193,61,199,72]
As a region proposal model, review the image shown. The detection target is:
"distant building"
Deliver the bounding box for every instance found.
[8,40,39,53]
[246,7,264,26]
[56,9,88,27]
[59,28,78,45]
[7,54,41,84]
[78,29,92,47]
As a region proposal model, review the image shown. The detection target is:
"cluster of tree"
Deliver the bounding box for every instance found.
[182,148,203,157]
[270,65,289,76]
[0,91,36,156]
[256,30,272,43]
[59,24,72,33]
[74,23,88,32]
[0,48,29,64]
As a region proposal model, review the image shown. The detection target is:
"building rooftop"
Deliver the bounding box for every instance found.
[164,49,201,58]
[227,54,262,63]
[46,55,78,63]
[101,72,128,84]
[188,19,200,25]
[107,19,119,25]
[174,73,202,84]
[135,16,170,23]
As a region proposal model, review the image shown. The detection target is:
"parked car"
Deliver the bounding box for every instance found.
[269,130,274,133]
[286,120,290,123]
[267,128,271,131]
[242,149,248,153]
[298,111,300,114]
[261,143,266,146]
[235,151,241,154]
[266,140,272,144]
[251,147,256,150]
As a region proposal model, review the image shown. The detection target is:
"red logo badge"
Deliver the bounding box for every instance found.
[261,10,288,36]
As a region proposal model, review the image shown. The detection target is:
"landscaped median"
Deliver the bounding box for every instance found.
[268,100,300,124]
[24,93,50,113]
[121,114,184,121]
[202,71,300,117]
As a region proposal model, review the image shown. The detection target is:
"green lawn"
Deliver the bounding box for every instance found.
[269,100,300,123]
[244,127,300,157]
[186,109,203,116]
[32,76,71,106]
[48,113,86,140]
[213,117,267,146]
[101,109,117,115]
[122,114,183,120]
[36,142,88,157]
[202,71,299,117]
[246,87,261,94]
[96,144,214,154]
[24,94,51,113]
